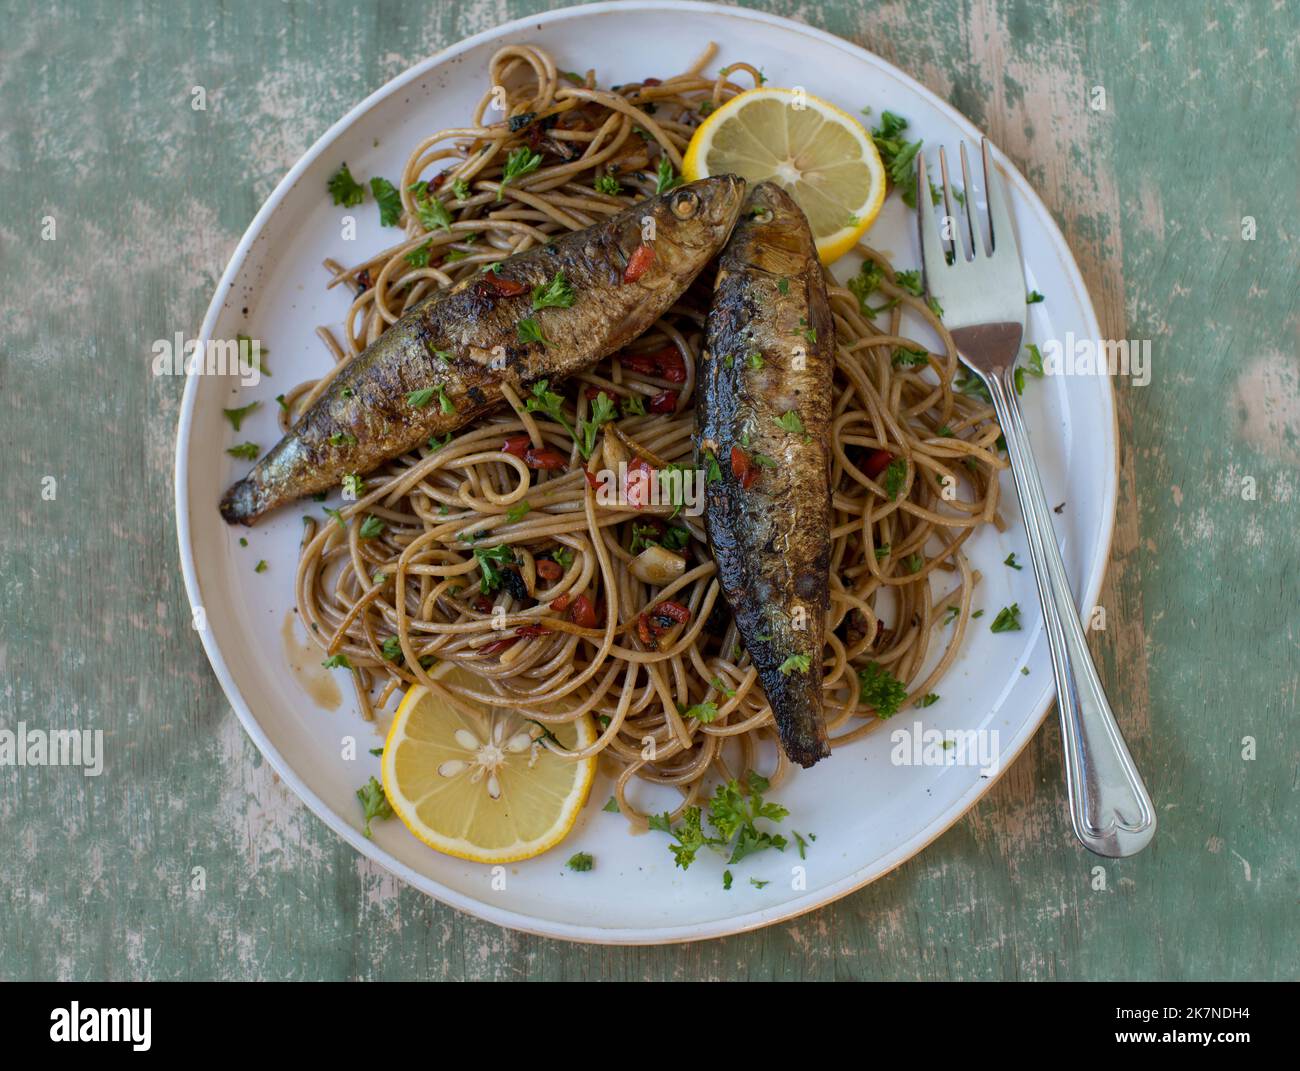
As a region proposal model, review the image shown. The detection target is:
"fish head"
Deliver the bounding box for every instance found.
[722,181,816,274]
[644,174,746,261]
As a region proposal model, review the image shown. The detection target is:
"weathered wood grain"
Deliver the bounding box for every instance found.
[1,0,1295,981]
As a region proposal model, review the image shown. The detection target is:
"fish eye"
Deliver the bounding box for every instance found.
[670,190,699,219]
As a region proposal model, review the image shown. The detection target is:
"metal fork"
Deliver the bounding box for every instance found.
[917,139,1156,857]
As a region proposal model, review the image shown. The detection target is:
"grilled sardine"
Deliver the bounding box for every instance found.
[697,182,835,768]
[221,175,746,524]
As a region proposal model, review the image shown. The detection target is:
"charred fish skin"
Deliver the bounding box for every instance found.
[698,182,835,768]
[220,175,746,525]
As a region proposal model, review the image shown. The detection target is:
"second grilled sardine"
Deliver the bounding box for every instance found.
[221,175,746,524]
[697,182,835,768]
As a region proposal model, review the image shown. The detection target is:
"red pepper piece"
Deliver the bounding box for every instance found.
[536,559,563,581]
[862,449,893,479]
[624,457,654,509]
[549,594,571,612]
[654,601,691,624]
[731,445,759,489]
[648,390,677,414]
[480,273,528,297]
[525,447,568,470]
[515,624,549,638]
[479,637,518,655]
[623,244,655,283]
[568,594,598,628]
[502,433,531,457]
[636,613,657,648]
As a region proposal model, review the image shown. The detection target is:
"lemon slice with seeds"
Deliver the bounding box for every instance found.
[682,87,886,263]
[381,665,596,863]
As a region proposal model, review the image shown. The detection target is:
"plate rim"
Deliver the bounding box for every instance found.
[174,0,1117,945]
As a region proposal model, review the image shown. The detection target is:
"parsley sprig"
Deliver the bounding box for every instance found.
[530,271,575,310]
[498,146,543,200]
[649,771,788,869]
[473,544,517,594]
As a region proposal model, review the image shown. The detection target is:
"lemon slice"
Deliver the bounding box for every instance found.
[683,87,886,263]
[381,665,596,863]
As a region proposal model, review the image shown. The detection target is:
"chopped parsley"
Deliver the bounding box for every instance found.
[253,559,267,573]
[381,636,403,662]
[1004,552,1022,570]
[857,661,907,718]
[523,379,576,438]
[870,112,926,207]
[404,240,433,268]
[882,457,908,500]
[505,501,531,524]
[893,347,929,367]
[703,450,722,484]
[655,155,681,194]
[778,653,811,675]
[450,177,470,201]
[775,410,807,438]
[649,771,788,869]
[473,544,516,594]
[566,852,594,872]
[327,164,365,207]
[777,277,790,295]
[577,391,618,459]
[498,146,543,200]
[682,701,720,724]
[328,431,358,447]
[222,401,260,432]
[358,515,385,540]
[594,174,622,196]
[370,176,402,226]
[355,776,393,838]
[916,693,940,708]
[517,317,549,347]
[322,653,351,669]
[531,271,575,310]
[847,259,886,316]
[406,387,437,408]
[226,442,259,460]
[991,603,1023,633]
[413,189,452,232]
[893,269,924,295]
[1027,290,1045,304]
[1025,343,1046,378]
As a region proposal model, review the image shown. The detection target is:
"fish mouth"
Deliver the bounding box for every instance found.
[688,173,746,233]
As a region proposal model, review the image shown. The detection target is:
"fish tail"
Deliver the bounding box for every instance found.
[778,720,832,769]
[769,673,832,768]
[219,474,265,526]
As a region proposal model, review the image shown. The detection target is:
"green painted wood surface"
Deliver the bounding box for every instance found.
[1,0,1295,981]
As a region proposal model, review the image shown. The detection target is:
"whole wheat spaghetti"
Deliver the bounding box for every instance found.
[287,44,1006,827]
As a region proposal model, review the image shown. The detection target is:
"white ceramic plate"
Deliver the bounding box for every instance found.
[176,0,1116,943]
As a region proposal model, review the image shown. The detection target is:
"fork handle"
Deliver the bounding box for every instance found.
[986,370,1156,857]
